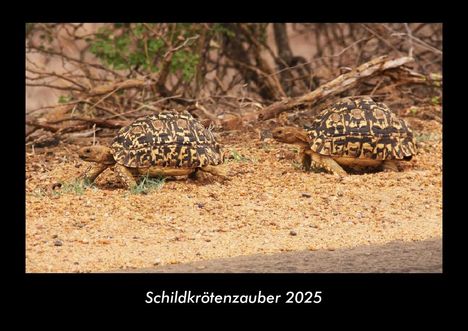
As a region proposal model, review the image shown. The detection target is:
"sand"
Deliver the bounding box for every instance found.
[25,116,442,273]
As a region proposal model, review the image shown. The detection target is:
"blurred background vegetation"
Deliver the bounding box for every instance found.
[26,23,442,146]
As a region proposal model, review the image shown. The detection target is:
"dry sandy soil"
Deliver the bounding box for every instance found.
[25,116,442,273]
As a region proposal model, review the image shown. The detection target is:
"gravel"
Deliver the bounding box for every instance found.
[26,118,442,273]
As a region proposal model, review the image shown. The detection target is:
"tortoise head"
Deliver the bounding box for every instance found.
[272,126,309,145]
[78,145,115,164]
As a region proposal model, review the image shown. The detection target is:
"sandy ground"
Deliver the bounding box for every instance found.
[114,239,442,273]
[25,117,442,273]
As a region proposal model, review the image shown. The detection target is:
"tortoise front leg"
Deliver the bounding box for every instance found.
[312,153,347,176]
[300,148,312,171]
[114,164,137,188]
[81,163,109,184]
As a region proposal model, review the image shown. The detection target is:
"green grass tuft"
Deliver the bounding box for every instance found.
[228,149,253,163]
[130,174,165,195]
[431,96,441,105]
[52,179,94,196]
[415,132,440,143]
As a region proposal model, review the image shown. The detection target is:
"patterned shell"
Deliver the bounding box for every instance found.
[306,97,417,160]
[111,111,223,168]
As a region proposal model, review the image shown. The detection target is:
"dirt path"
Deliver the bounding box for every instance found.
[25,117,442,273]
[113,238,442,273]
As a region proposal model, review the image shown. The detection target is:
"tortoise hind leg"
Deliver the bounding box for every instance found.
[200,165,229,180]
[382,160,399,172]
[312,152,347,176]
[114,164,137,188]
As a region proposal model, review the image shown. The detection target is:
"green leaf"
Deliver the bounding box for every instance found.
[58,95,72,104]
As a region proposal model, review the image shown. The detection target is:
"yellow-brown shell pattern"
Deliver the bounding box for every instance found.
[111,111,223,168]
[307,97,417,160]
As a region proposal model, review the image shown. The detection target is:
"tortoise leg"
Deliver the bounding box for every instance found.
[382,160,399,172]
[188,168,200,180]
[114,164,137,188]
[200,165,229,180]
[81,163,108,184]
[313,153,347,176]
[300,148,312,171]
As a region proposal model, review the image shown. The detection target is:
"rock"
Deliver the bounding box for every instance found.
[54,240,63,246]
[154,259,162,266]
[289,230,297,236]
[301,193,312,198]
[52,234,58,239]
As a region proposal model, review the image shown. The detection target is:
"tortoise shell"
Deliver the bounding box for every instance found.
[111,111,223,168]
[306,97,417,160]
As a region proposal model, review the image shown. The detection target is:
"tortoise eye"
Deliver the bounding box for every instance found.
[85,148,91,153]
[277,130,282,134]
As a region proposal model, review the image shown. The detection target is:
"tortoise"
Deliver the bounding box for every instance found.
[272,97,417,176]
[77,110,226,188]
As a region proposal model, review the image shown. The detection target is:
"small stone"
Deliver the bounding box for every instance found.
[153,259,162,266]
[289,230,297,236]
[52,234,58,239]
[196,266,206,270]
[301,193,312,198]
[54,240,63,246]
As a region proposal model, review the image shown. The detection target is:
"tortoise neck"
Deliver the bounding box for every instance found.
[293,128,310,146]
[102,147,116,164]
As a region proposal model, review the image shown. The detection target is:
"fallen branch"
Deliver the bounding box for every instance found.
[257,55,414,120]
[47,116,130,128]
[26,117,129,138]
[88,79,148,96]
[383,67,442,87]
[26,120,59,133]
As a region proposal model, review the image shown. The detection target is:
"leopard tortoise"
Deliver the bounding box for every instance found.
[272,97,417,175]
[77,110,226,188]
